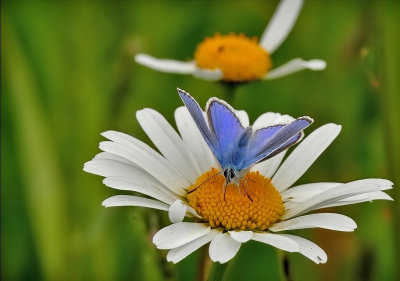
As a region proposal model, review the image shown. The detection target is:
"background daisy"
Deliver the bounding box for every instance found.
[135,0,326,82]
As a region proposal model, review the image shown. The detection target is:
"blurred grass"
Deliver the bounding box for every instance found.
[378,1,400,280]
[2,12,69,280]
[1,1,398,281]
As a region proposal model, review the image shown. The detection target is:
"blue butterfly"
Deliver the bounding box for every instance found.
[178,88,313,197]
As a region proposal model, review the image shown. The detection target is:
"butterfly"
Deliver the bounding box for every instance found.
[178,88,313,199]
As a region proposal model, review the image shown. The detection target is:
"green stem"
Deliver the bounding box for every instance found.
[279,252,293,281]
[219,82,238,105]
[207,262,228,281]
[196,246,211,281]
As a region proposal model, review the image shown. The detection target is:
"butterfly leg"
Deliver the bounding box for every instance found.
[235,183,242,196]
[222,182,227,200]
[223,179,241,200]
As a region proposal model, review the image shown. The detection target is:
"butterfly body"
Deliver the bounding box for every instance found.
[178,88,313,196]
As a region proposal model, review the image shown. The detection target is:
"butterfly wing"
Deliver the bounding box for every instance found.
[178,89,218,155]
[179,88,312,172]
[206,98,248,169]
[249,125,286,146]
[241,117,313,169]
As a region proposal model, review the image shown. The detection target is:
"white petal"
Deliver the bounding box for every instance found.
[102,195,170,211]
[85,157,179,204]
[186,205,202,219]
[264,59,327,80]
[252,151,286,178]
[342,191,393,201]
[103,176,176,205]
[281,234,327,264]
[282,187,392,210]
[135,53,223,80]
[228,231,253,243]
[137,109,200,183]
[84,159,142,178]
[321,191,393,208]
[174,107,216,174]
[270,213,357,232]
[99,140,185,195]
[93,152,133,165]
[192,68,223,81]
[253,112,282,129]
[85,159,177,205]
[283,179,393,219]
[252,112,295,130]
[272,124,341,192]
[153,222,210,249]
[168,200,188,223]
[235,110,250,127]
[135,53,197,74]
[260,0,304,53]
[167,229,219,263]
[209,233,242,264]
[251,232,299,252]
[100,131,187,195]
[282,182,341,202]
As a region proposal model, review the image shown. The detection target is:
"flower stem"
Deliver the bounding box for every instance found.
[197,246,211,281]
[280,253,294,281]
[220,82,238,105]
[207,262,228,281]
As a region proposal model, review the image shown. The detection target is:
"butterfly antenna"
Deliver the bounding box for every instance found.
[239,178,253,202]
[187,171,222,194]
[246,176,256,183]
[235,183,242,196]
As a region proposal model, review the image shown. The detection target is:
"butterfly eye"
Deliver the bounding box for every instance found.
[230,170,236,180]
[223,170,228,178]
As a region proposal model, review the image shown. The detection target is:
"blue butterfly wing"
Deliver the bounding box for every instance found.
[249,125,286,147]
[241,117,313,169]
[207,99,248,169]
[178,89,218,156]
[179,88,312,172]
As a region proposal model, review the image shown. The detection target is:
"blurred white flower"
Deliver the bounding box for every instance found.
[135,0,326,82]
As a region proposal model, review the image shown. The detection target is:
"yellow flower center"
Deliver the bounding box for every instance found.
[194,33,271,82]
[187,168,284,231]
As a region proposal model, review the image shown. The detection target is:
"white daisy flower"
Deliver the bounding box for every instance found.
[84,92,393,265]
[134,0,326,82]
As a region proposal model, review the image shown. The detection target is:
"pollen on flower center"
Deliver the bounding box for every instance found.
[194,33,271,82]
[187,168,284,231]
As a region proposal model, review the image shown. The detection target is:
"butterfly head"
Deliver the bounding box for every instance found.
[221,167,253,201]
[223,168,239,184]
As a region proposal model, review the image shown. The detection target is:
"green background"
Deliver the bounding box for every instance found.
[2,1,399,280]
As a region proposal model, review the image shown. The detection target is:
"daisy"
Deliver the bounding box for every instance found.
[84,90,393,264]
[134,0,326,82]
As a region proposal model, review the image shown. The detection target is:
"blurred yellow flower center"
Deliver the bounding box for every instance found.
[194,33,271,82]
[187,168,284,231]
